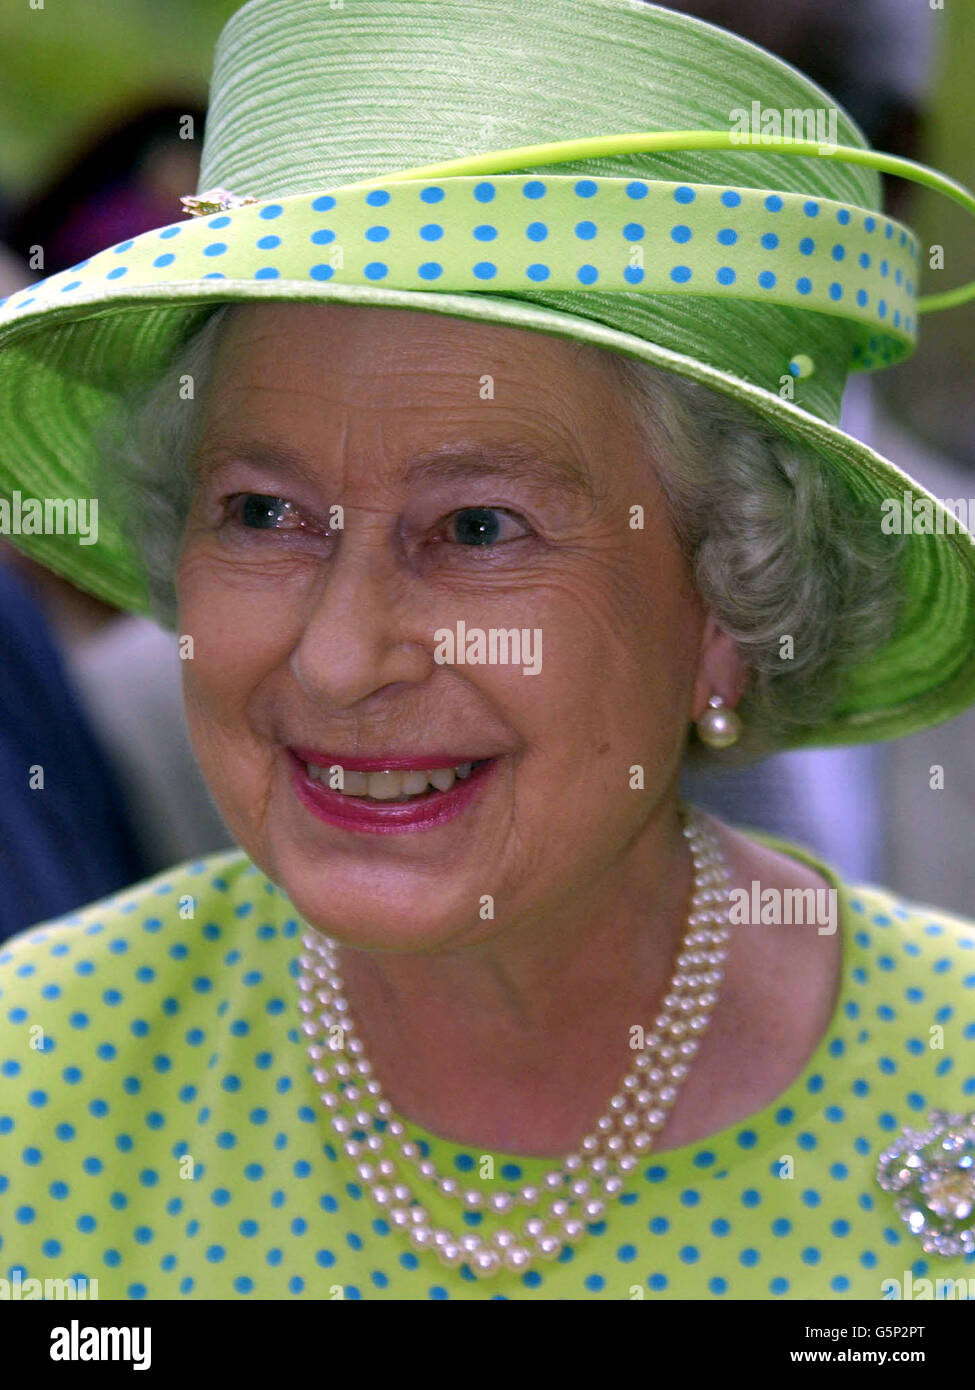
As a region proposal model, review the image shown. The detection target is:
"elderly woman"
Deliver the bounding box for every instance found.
[1,0,974,1301]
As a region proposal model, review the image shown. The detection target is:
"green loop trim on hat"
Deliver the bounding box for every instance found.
[346,126,975,317]
[0,176,919,373]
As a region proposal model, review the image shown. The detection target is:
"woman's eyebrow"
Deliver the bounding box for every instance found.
[194,438,316,487]
[402,441,599,504]
[197,438,600,504]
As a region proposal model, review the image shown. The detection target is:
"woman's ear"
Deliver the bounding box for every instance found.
[690,612,748,722]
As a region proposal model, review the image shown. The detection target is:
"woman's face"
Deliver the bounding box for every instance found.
[177,302,734,948]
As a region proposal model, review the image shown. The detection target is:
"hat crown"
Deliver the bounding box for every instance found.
[198,0,882,425]
[201,0,878,204]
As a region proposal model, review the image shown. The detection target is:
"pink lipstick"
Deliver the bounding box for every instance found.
[287,748,498,834]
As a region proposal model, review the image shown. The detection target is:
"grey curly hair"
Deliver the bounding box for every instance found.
[93,303,904,765]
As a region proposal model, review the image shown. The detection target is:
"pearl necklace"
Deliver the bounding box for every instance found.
[296,805,733,1279]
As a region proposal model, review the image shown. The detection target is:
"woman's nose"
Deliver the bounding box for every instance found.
[288,535,434,708]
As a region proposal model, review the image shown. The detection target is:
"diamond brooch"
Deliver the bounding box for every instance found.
[876,1110,975,1257]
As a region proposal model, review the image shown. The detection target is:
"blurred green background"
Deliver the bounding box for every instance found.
[888,2,974,460]
[0,0,238,196]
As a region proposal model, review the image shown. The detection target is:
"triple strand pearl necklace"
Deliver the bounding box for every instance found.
[296,805,733,1279]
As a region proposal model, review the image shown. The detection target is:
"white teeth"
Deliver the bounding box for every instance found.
[306,759,482,801]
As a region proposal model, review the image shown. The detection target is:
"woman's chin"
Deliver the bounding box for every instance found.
[271,859,491,954]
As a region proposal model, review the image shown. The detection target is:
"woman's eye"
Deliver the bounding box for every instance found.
[445,507,531,547]
[226,493,305,531]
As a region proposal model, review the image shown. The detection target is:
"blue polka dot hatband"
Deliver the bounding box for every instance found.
[1,175,922,368]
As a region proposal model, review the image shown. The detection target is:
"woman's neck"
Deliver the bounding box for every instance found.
[327,811,843,1157]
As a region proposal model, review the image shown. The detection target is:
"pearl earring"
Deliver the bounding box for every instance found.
[696,693,742,749]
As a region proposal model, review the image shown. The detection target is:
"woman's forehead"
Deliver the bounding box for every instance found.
[199,302,632,466]
[216,300,613,382]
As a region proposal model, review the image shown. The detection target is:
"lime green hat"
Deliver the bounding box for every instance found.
[1,0,974,748]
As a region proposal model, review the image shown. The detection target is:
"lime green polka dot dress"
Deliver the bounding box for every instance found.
[2,836,974,1300]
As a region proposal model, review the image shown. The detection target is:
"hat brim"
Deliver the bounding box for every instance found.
[1,276,973,749]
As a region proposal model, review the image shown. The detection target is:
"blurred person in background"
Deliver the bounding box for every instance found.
[0,101,231,940]
[0,547,149,942]
[0,233,150,942]
[4,101,206,275]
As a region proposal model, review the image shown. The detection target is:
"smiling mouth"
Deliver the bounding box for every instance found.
[287,748,499,833]
[302,759,490,802]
